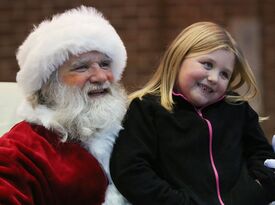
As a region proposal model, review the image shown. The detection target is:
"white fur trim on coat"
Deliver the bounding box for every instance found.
[103,184,130,205]
[16,6,127,96]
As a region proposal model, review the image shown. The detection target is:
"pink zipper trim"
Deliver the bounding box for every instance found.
[196,109,225,205]
[172,92,225,205]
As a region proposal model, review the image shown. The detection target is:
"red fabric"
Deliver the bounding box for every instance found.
[0,121,108,205]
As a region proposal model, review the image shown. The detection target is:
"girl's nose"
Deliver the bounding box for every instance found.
[207,71,218,83]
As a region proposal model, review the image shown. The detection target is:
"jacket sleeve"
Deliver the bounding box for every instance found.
[243,103,275,201]
[0,137,35,205]
[110,98,198,205]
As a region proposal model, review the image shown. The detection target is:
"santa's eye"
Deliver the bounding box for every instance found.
[72,64,89,72]
[98,60,111,70]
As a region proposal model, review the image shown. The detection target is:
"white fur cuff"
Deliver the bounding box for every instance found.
[103,184,131,205]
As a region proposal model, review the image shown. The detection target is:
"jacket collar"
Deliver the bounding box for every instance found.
[172,91,225,111]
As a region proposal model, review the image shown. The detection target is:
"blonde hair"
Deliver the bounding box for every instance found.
[129,22,259,111]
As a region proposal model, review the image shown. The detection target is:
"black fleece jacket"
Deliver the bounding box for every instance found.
[110,94,275,205]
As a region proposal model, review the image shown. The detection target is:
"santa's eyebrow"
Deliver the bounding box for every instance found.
[72,54,112,66]
[100,55,112,63]
[71,59,89,67]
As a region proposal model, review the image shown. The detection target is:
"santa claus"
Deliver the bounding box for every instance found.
[0,6,128,205]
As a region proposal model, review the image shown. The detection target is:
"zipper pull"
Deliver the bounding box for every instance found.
[196,108,203,117]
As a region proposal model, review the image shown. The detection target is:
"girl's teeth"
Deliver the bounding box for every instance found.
[200,84,212,93]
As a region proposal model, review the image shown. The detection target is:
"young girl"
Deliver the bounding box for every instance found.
[110,22,275,205]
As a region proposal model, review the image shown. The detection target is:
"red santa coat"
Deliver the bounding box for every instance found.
[0,121,108,205]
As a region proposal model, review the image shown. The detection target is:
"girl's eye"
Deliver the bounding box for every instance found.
[221,71,230,80]
[202,61,213,70]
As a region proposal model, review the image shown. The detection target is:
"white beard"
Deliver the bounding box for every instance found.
[47,82,127,143]
[47,81,128,184]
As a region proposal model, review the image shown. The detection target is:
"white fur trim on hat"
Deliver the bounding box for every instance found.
[16,6,127,96]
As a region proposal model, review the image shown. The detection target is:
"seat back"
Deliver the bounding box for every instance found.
[0,82,23,136]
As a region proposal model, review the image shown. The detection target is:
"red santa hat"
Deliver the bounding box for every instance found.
[16,6,127,96]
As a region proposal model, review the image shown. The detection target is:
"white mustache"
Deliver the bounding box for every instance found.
[83,82,111,93]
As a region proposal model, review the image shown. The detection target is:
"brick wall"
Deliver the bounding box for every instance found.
[0,0,274,139]
[260,0,275,140]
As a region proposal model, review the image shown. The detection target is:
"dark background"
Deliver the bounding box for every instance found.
[0,0,274,140]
